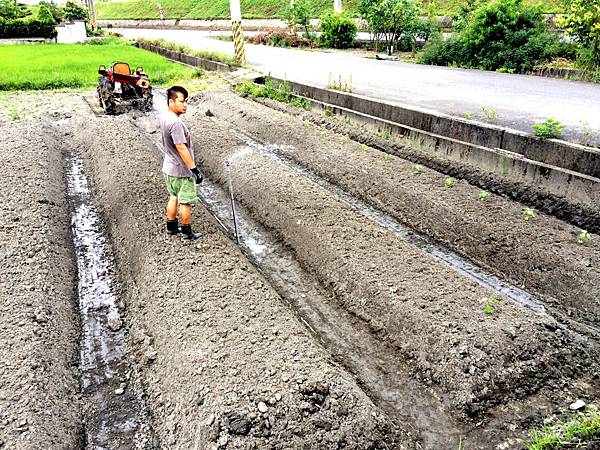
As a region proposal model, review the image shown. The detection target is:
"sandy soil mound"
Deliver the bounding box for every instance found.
[0,123,81,448]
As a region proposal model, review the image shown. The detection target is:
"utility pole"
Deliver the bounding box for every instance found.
[333,0,341,13]
[87,0,96,29]
[229,0,246,65]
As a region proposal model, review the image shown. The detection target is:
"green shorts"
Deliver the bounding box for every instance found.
[163,174,199,206]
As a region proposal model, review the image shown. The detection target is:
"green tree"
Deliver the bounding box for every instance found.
[286,0,312,39]
[63,0,87,21]
[38,1,63,23]
[0,0,29,20]
[557,0,600,68]
[359,0,425,55]
[36,3,56,24]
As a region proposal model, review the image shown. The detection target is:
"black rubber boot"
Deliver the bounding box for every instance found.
[166,219,179,235]
[180,224,204,240]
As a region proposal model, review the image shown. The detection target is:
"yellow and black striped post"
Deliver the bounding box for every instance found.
[231,20,246,66]
[229,0,246,66]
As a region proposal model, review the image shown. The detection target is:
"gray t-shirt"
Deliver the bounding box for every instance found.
[159,111,195,177]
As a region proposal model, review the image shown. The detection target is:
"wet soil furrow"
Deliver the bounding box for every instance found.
[229,130,600,339]
[189,110,599,423]
[135,104,452,447]
[197,92,600,328]
[67,111,413,449]
[231,129,544,314]
[0,123,81,449]
[196,171,467,448]
[65,152,152,449]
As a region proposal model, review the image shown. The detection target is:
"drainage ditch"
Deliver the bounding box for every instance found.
[65,151,153,449]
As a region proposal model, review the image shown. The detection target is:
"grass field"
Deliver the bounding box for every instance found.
[0,39,198,90]
[94,0,562,20]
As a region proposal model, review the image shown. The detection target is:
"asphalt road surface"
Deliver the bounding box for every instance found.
[117,28,600,146]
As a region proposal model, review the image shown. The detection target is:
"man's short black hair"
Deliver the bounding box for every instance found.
[167,86,188,105]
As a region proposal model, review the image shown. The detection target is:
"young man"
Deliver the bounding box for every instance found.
[160,86,204,240]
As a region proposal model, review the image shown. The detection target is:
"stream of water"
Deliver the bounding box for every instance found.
[66,152,150,449]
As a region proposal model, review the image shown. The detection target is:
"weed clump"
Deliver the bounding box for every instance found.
[527,405,600,450]
[327,73,353,93]
[412,164,423,175]
[482,296,500,315]
[578,230,591,245]
[235,77,309,109]
[532,118,564,140]
[523,207,536,221]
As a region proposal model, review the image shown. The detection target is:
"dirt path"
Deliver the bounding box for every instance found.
[0,120,81,448]
[197,91,600,329]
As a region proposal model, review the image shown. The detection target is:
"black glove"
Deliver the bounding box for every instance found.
[191,167,203,184]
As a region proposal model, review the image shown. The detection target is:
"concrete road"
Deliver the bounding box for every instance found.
[118,27,600,146]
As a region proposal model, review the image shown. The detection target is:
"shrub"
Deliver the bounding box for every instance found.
[36,3,56,24]
[0,0,29,20]
[417,35,466,65]
[38,1,63,23]
[318,10,357,49]
[419,0,563,72]
[247,31,315,48]
[0,17,57,38]
[63,0,87,22]
[360,0,431,54]
[461,0,556,71]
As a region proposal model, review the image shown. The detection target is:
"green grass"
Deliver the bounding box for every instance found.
[421,0,562,15]
[527,406,600,450]
[96,0,361,20]
[0,39,198,90]
[94,0,561,20]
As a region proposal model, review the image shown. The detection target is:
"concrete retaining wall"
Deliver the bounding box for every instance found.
[136,42,234,72]
[100,18,289,31]
[309,99,600,210]
[270,77,600,179]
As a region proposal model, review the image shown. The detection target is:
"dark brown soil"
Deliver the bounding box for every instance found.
[183,105,599,420]
[63,112,413,449]
[197,91,600,330]
[0,122,82,448]
[2,88,599,450]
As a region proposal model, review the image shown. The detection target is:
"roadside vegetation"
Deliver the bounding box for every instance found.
[418,0,599,78]
[94,0,561,20]
[0,38,198,90]
[235,77,309,109]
